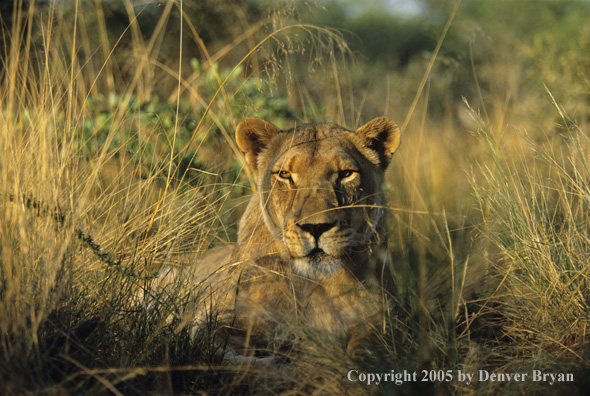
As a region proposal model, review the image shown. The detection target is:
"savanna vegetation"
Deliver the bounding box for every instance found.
[1,0,590,394]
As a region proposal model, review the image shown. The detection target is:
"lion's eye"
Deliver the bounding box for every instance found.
[278,170,292,179]
[338,170,356,180]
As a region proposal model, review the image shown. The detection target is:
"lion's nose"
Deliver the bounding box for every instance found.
[297,221,337,241]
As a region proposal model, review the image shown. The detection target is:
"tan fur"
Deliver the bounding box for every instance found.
[208,117,401,356]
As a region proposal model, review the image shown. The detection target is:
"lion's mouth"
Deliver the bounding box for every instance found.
[294,248,342,279]
[308,247,324,256]
[307,248,329,263]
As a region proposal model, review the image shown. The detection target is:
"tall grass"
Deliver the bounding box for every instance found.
[470,91,590,353]
[0,1,229,392]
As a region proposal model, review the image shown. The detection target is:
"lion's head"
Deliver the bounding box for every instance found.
[235,117,400,280]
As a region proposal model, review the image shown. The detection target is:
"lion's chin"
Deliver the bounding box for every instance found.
[293,250,342,280]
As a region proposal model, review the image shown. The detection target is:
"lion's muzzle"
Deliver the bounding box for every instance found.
[284,220,352,279]
[297,221,337,243]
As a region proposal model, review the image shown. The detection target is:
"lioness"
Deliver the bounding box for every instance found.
[201,116,401,359]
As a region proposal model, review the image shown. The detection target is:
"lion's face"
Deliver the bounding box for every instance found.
[236,117,400,280]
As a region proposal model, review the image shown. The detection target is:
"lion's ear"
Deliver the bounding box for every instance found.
[355,117,401,169]
[236,117,279,174]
